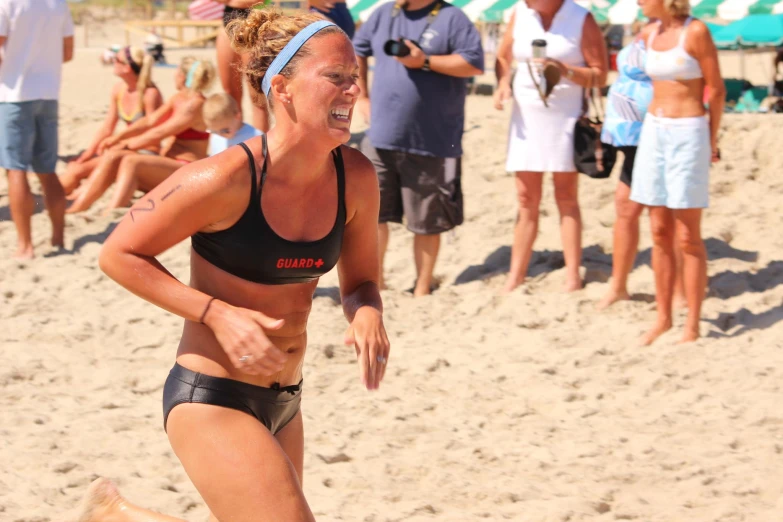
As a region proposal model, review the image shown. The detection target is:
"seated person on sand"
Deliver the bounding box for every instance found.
[100,91,258,211]
[59,46,163,196]
[66,57,216,214]
[204,92,263,157]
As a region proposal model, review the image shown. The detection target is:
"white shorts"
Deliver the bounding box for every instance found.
[630,113,711,209]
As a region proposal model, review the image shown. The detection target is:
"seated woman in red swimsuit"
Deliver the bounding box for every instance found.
[60,45,164,197]
[67,56,215,214]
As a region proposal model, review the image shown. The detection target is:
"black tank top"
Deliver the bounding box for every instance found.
[191,137,346,285]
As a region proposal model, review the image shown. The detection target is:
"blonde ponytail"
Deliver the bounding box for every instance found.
[136,53,154,114]
[180,56,216,94]
[126,46,154,114]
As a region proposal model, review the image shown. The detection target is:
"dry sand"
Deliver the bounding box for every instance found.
[1,19,782,522]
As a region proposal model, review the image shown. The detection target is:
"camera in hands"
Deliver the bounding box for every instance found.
[383,38,420,57]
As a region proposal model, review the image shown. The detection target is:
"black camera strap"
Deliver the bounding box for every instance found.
[388,0,443,45]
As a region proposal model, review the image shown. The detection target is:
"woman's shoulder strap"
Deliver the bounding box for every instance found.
[237,140,260,201]
[678,17,693,47]
[332,146,346,210]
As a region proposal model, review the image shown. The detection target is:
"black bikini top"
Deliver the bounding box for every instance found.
[191,136,346,285]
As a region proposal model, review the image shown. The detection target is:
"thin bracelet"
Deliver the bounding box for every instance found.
[199,297,217,324]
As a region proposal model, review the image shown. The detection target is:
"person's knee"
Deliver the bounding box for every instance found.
[677,228,704,256]
[650,219,674,245]
[118,155,143,173]
[103,150,126,164]
[517,187,541,211]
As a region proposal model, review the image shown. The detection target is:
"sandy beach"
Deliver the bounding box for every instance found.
[1,17,783,522]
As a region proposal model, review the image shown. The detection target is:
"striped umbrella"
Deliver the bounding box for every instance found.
[479,0,618,23]
[350,0,626,23]
[718,0,783,18]
[712,13,783,45]
[607,0,740,25]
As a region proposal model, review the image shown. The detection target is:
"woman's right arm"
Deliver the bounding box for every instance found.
[99,151,288,375]
[493,11,515,110]
[99,97,175,152]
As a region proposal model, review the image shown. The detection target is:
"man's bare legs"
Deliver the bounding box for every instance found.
[378,223,390,289]
[217,28,270,133]
[7,170,65,259]
[413,233,440,297]
[7,170,35,259]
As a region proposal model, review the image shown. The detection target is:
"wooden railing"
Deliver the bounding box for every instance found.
[124,19,222,48]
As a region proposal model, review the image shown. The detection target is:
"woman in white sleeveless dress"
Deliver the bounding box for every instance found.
[494,0,608,293]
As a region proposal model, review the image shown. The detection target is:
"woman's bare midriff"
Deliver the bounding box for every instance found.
[648,78,707,118]
[175,250,320,388]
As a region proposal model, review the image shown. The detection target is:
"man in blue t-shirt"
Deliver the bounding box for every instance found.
[353,0,483,296]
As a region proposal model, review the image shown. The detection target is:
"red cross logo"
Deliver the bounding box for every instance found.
[314,258,324,268]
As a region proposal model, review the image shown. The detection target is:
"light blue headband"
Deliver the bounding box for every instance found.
[261,20,336,97]
[185,61,201,89]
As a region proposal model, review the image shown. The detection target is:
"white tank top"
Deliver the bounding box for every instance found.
[645,17,703,81]
[511,0,587,96]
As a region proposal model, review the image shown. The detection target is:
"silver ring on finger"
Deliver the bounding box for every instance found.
[376,355,387,365]
[239,354,252,363]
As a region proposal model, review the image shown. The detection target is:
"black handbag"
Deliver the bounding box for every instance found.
[573,80,616,179]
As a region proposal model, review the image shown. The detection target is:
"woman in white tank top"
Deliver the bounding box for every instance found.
[631,0,725,346]
[493,0,608,293]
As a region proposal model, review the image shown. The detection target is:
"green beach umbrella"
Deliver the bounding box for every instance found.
[712,13,783,47]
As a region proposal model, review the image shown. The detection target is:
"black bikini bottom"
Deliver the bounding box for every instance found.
[162,363,302,435]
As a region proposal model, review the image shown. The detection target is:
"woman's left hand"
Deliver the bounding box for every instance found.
[344,307,390,391]
[712,144,721,163]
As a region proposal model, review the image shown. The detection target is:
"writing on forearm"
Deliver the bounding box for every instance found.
[129,198,156,222]
[161,184,183,202]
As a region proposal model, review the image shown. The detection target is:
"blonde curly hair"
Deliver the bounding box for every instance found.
[227,8,345,107]
[664,0,691,16]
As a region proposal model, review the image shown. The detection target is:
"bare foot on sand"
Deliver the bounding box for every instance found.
[500,276,524,295]
[640,319,673,346]
[68,478,125,522]
[65,201,88,214]
[596,288,631,310]
[563,277,583,293]
[677,328,700,344]
[52,233,64,251]
[13,244,34,261]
